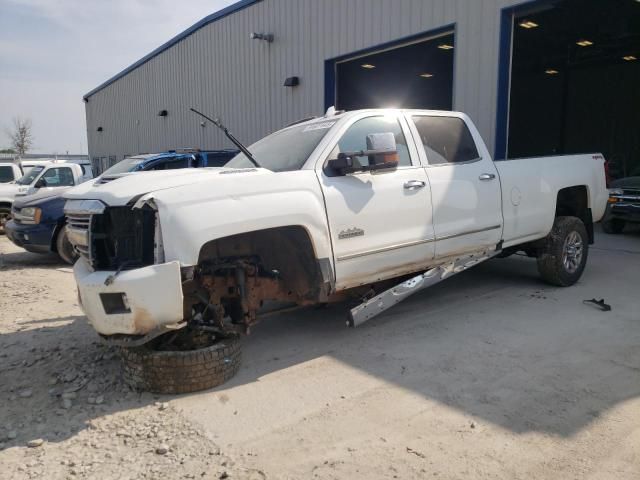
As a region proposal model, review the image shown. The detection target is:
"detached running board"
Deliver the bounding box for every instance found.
[348,248,500,327]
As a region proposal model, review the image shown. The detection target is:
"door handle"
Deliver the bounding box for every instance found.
[479,173,496,181]
[404,180,426,190]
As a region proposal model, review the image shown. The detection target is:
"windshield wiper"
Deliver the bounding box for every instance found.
[189,107,261,168]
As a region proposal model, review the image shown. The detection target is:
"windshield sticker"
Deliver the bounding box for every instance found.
[303,121,336,132]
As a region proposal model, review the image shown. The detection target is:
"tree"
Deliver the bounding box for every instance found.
[6,117,33,156]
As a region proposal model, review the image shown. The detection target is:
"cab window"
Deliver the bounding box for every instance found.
[146,156,191,171]
[165,157,192,170]
[412,116,480,165]
[331,116,412,167]
[41,167,75,187]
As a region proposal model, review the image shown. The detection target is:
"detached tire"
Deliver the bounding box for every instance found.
[601,218,625,234]
[537,216,589,287]
[119,333,241,394]
[55,226,78,265]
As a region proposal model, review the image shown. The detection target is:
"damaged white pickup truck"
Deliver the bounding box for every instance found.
[64,108,608,392]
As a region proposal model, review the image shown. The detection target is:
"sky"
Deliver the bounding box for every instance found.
[0,0,236,154]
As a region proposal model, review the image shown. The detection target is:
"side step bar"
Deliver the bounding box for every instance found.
[348,248,500,327]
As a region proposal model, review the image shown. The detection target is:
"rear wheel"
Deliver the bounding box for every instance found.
[0,206,10,235]
[55,226,78,265]
[537,216,589,287]
[601,218,625,234]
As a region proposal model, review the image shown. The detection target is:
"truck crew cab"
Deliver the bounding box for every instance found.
[64,108,607,353]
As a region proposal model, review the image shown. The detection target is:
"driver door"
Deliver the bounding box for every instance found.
[317,113,435,290]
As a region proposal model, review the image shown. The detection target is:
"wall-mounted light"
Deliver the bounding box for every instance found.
[438,44,454,50]
[623,55,637,61]
[545,69,559,75]
[200,121,207,127]
[284,76,300,87]
[250,32,274,43]
[420,73,434,78]
[361,64,376,69]
[97,126,103,132]
[576,39,594,47]
[158,109,168,117]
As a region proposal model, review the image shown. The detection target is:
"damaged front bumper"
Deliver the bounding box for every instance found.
[74,258,185,337]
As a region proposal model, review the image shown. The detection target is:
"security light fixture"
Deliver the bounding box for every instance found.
[623,55,637,61]
[518,20,539,29]
[97,126,103,132]
[576,39,594,47]
[158,109,168,117]
[284,76,300,87]
[250,32,274,43]
[420,73,434,78]
[545,69,559,75]
[438,44,454,50]
[361,64,376,69]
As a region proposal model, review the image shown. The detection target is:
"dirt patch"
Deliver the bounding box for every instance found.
[0,237,260,479]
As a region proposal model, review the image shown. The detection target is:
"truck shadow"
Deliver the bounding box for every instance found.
[0,249,65,270]
[219,252,640,439]
[1,248,637,446]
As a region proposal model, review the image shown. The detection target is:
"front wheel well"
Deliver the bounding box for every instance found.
[555,186,593,243]
[50,217,67,253]
[197,226,323,294]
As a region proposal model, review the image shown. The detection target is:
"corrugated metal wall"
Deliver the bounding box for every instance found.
[86,0,522,162]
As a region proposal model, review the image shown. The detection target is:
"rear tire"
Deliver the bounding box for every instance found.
[55,226,78,265]
[119,332,241,394]
[0,206,10,235]
[601,218,625,234]
[537,216,589,287]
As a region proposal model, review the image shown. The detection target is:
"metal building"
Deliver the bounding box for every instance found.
[85,0,640,178]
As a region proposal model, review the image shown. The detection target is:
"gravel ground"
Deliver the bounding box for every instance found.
[1,227,639,479]
[0,239,263,480]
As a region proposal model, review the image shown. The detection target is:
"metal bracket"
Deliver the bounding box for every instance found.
[348,248,500,327]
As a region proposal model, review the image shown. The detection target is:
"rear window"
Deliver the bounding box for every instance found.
[0,165,15,182]
[412,116,480,165]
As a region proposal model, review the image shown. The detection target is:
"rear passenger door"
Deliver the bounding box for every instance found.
[407,113,502,258]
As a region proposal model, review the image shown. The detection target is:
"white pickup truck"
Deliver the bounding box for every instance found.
[0,161,92,232]
[0,162,23,184]
[64,108,607,349]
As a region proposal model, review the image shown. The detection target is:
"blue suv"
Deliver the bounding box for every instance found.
[5,150,238,263]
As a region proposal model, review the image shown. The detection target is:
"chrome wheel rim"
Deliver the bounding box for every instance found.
[562,231,583,274]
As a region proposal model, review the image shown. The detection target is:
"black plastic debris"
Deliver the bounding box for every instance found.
[583,299,612,312]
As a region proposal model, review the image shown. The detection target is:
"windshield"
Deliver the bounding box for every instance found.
[16,166,45,185]
[102,157,147,176]
[225,121,335,172]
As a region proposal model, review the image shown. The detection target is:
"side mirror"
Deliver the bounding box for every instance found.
[327,132,399,176]
[34,178,46,188]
